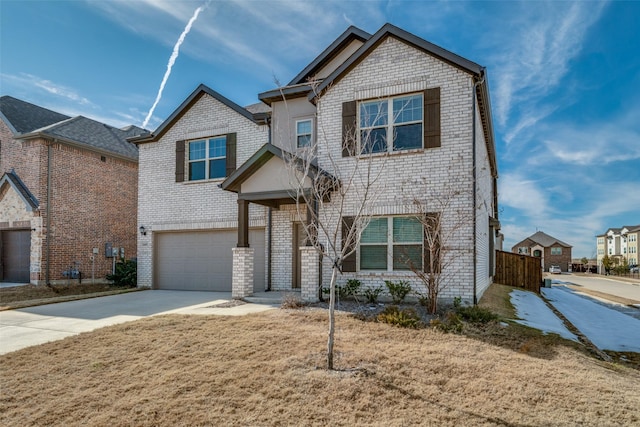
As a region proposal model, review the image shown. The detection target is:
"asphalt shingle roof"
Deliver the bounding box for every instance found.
[526,231,572,248]
[0,95,70,134]
[0,171,39,210]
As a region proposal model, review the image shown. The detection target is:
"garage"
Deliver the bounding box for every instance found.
[1,229,31,283]
[154,229,265,292]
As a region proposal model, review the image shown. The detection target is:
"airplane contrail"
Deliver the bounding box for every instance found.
[142,3,207,129]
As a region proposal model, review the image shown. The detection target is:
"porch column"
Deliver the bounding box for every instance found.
[232,198,253,298]
[300,246,320,303]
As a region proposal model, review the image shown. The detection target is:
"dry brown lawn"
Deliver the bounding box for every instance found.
[1,305,639,426]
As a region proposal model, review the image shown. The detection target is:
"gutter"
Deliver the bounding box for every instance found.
[267,117,273,291]
[46,142,52,285]
[472,71,485,305]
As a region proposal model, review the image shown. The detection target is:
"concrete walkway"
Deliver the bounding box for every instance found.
[0,290,278,355]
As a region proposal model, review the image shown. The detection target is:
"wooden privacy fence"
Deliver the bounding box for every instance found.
[495,251,541,293]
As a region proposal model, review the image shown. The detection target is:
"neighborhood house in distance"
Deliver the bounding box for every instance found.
[596,225,640,274]
[132,23,500,305]
[0,96,142,284]
[512,231,572,273]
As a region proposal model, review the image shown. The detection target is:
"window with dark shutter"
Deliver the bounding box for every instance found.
[423,87,441,149]
[342,101,357,157]
[226,132,237,177]
[341,216,357,272]
[175,140,185,182]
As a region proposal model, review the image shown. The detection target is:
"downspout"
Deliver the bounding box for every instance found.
[472,72,485,305]
[266,116,273,291]
[45,142,52,285]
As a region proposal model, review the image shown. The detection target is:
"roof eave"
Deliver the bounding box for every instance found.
[258,84,314,106]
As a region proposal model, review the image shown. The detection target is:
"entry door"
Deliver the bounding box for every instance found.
[1,230,31,282]
[292,223,306,289]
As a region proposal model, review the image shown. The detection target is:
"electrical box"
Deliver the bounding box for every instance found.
[120,247,125,258]
[105,243,113,258]
[112,248,119,257]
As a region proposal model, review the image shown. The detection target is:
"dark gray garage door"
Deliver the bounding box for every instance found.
[1,230,31,282]
[155,229,265,291]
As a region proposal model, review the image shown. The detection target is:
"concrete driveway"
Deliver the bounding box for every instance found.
[0,290,276,355]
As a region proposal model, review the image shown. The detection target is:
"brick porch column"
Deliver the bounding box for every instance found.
[300,246,320,303]
[232,247,254,299]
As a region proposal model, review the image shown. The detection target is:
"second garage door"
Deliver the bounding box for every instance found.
[155,229,265,292]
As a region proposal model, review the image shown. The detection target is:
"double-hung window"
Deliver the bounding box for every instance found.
[188,136,226,180]
[551,247,562,255]
[296,119,312,148]
[359,93,423,154]
[360,217,423,271]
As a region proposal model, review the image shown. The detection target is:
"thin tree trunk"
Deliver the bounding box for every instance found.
[327,266,338,370]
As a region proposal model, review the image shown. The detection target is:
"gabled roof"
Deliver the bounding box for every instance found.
[287,26,371,85]
[520,231,572,248]
[0,171,39,211]
[130,84,261,144]
[0,95,70,134]
[18,116,140,161]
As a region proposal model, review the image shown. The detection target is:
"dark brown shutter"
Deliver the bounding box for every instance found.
[424,87,441,149]
[342,101,357,157]
[341,216,357,272]
[226,132,237,177]
[423,213,441,273]
[175,140,185,182]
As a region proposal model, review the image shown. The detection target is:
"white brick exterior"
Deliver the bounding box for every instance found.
[137,93,268,288]
[137,28,497,304]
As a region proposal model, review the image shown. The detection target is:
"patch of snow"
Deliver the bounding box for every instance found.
[542,286,640,353]
[510,290,578,341]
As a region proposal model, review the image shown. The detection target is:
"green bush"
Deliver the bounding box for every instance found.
[363,286,383,304]
[106,259,137,287]
[377,305,422,329]
[430,311,463,333]
[322,279,361,300]
[384,280,412,304]
[455,305,498,324]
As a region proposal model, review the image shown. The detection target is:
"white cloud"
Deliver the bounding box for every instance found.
[2,73,93,106]
[491,1,607,135]
[499,173,550,214]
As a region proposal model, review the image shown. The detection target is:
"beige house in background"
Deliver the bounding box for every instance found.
[596,225,640,273]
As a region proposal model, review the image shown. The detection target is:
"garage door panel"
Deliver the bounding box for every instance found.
[155,229,265,292]
[1,230,31,283]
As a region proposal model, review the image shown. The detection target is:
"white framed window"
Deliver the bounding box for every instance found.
[598,249,604,255]
[296,119,313,148]
[630,235,637,242]
[517,247,529,255]
[551,247,562,255]
[629,246,636,254]
[359,93,423,154]
[360,216,423,271]
[188,136,226,180]
[597,237,604,244]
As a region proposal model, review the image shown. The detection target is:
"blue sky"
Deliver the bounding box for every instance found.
[1,0,638,258]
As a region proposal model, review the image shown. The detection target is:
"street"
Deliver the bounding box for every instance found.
[552,273,640,303]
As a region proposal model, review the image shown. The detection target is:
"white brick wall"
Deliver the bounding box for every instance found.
[311,36,485,304]
[137,93,268,288]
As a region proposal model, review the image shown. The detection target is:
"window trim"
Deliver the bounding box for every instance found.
[359,216,423,272]
[295,118,313,148]
[551,247,562,255]
[187,135,227,181]
[358,92,424,154]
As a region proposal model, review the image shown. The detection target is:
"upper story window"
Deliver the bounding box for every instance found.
[517,247,529,255]
[597,237,604,245]
[551,247,562,255]
[296,119,313,148]
[359,93,423,154]
[188,136,226,180]
[630,234,637,242]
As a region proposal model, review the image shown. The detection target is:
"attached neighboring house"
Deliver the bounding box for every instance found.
[512,231,572,273]
[132,23,499,304]
[596,225,640,273]
[0,96,142,284]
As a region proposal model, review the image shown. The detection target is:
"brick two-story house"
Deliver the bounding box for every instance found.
[512,231,572,272]
[133,23,499,305]
[0,96,142,284]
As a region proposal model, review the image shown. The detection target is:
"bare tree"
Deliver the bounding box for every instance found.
[276,81,388,370]
[398,179,473,314]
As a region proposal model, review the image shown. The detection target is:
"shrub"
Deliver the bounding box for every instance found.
[362,286,383,304]
[455,305,498,324]
[106,259,137,287]
[430,311,463,333]
[323,279,361,300]
[384,280,412,304]
[377,305,422,329]
[281,293,306,309]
